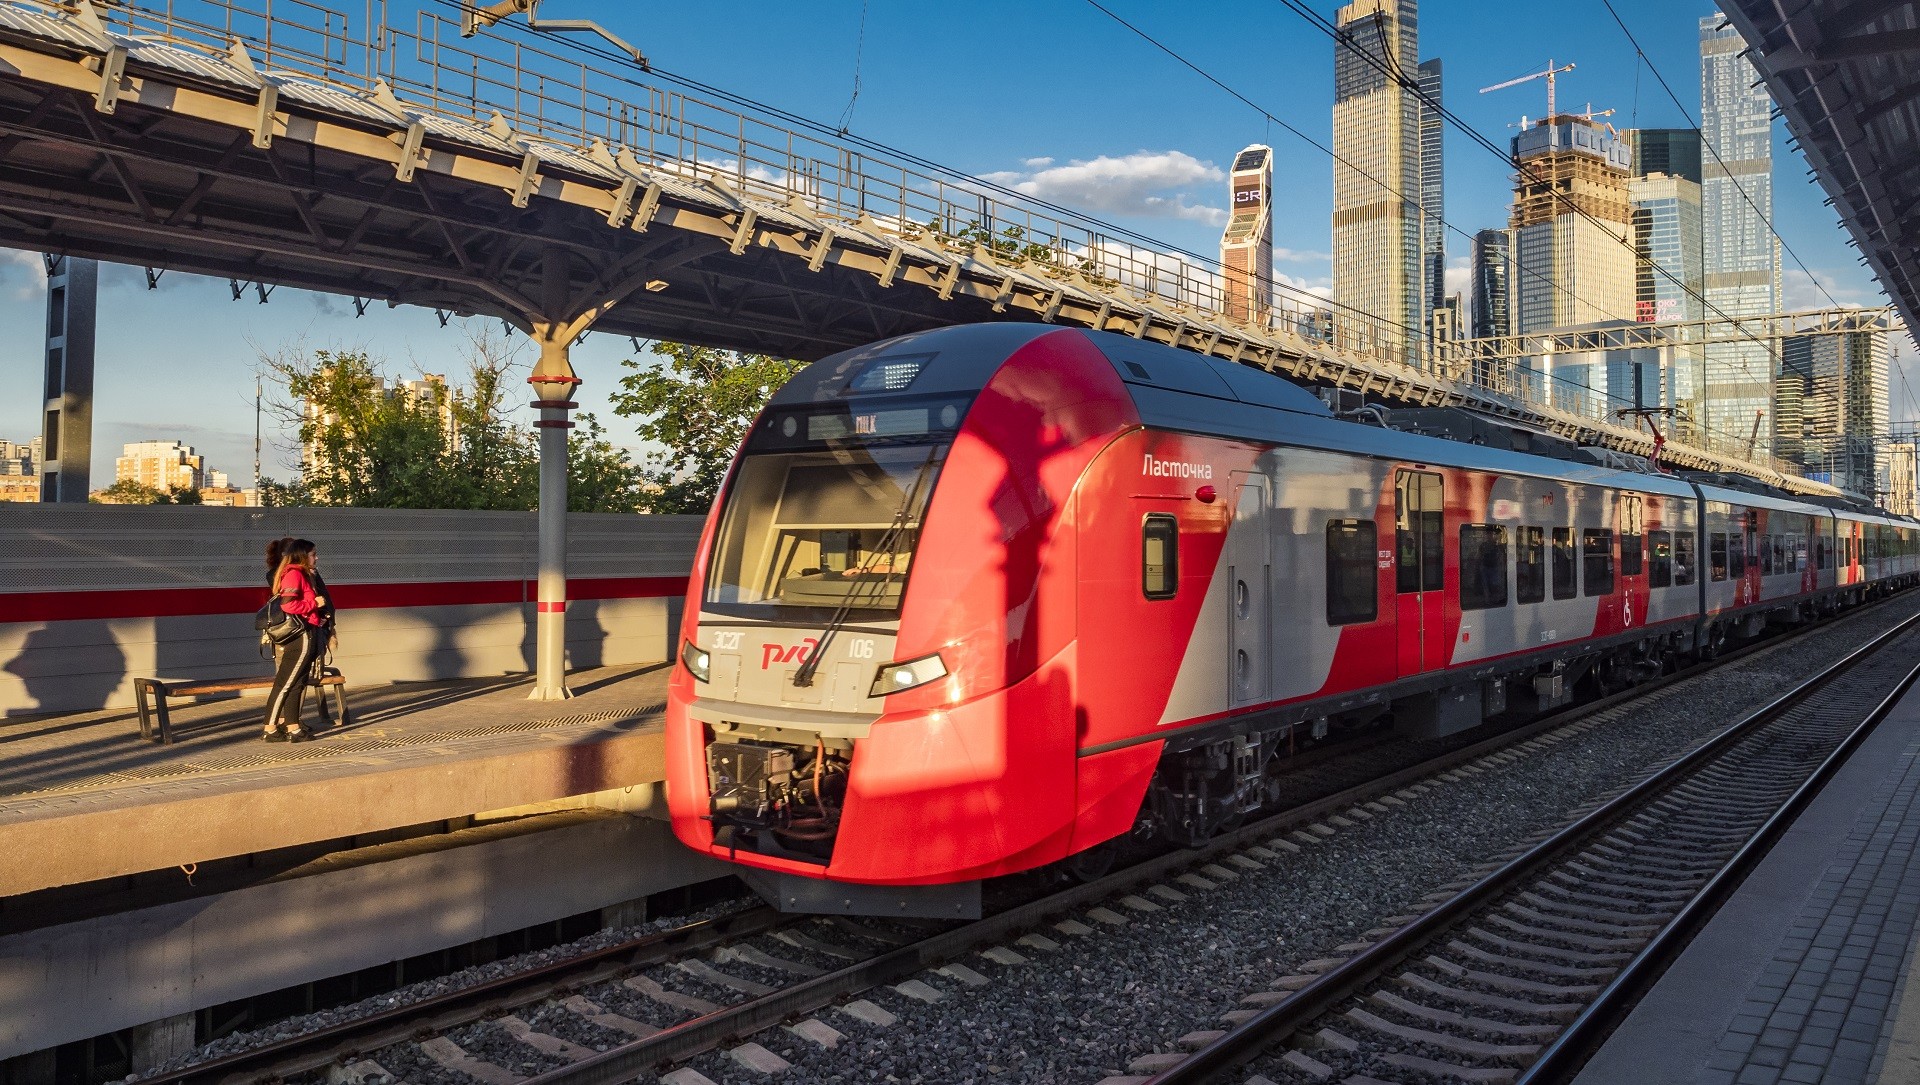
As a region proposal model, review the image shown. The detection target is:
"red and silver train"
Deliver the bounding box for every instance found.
[665,323,1918,906]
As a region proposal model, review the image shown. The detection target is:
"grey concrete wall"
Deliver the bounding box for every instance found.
[0,505,704,715]
[0,809,729,1059]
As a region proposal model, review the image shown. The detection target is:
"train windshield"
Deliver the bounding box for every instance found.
[704,443,947,621]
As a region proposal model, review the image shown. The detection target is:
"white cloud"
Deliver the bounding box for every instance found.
[983,150,1228,226]
[1274,272,1333,305]
[0,248,46,301]
[1783,267,1876,311]
[1444,255,1472,300]
[1274,247,1333,264]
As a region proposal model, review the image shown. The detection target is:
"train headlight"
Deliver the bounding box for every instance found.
[681,640,711,683]
[871,652,948,696]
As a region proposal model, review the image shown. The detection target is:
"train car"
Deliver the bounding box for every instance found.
[664,324,1917,912]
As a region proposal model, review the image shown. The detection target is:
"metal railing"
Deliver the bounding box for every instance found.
[94,0,1415,365]
[67,0,1894,487]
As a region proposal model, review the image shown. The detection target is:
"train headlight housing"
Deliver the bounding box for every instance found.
[871,652,948,696]
[681,640,711,683]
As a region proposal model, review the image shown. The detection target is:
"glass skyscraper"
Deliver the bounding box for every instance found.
[1630,171,1704,416]
[1332,0,1423,363]
[1419,58,1445,333]
[1700,17,1782,457]
[1630,128,1703,186]
[1775,320,1889,494]
[1469,228,1511,340]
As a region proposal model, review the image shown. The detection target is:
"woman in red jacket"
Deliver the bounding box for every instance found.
[264,538,328,742]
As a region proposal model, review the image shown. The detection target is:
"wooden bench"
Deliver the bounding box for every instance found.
[134,667,349,744]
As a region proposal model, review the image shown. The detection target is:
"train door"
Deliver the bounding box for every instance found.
[1394,470,1446,677]
[1225,475,1271,709]
[1619,494,1646,627]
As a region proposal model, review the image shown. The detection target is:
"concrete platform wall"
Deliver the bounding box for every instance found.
[0,505,704,716]
[0,810,729,1060]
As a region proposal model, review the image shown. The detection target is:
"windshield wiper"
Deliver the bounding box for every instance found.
[791,447,939,688]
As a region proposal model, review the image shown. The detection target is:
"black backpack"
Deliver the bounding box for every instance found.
[255,595,306,645]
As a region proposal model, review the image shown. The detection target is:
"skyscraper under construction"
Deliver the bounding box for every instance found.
[1510,115,1635,336]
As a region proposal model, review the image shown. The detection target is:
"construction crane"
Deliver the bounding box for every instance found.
[1481,60,1576,120]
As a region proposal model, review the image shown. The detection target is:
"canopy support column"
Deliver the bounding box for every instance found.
[528,327,580,702]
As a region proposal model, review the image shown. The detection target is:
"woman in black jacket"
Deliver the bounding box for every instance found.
[263,537,335,739]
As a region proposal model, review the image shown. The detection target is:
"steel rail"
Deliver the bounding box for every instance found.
[130,591,1910,1085]
[1516,640,1920,1082]
[517,595,1920,1085]
[1146,605,1920,1085]
[144,906,788,1085]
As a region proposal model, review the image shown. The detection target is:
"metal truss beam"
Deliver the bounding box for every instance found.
[0,2,1851,496]
[1454,307,1901,364]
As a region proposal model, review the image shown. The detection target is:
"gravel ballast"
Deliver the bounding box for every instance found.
[647,594,1920,1085]
[127,897,757,1081]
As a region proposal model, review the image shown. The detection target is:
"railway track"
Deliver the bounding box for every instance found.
[1139,609,1920,1085]
[133,592,1914,1085]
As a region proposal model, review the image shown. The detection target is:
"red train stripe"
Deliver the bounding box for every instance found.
[0,576,689,624]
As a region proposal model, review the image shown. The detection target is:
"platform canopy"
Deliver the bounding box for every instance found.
[1718,0,1920,340]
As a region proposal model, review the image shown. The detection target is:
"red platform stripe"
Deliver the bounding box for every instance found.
[536,601,567,613]
[0,576,689,624]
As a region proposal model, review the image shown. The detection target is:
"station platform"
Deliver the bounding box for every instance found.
[0,663,673,897]
[1574,674,1920,1085]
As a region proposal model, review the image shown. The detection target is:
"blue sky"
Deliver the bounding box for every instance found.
[2,0,1913,484]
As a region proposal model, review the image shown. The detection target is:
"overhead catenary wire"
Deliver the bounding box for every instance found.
[441,0,1841,463]
[1596,0,1844,312]
[1266,0,1794,404]
[418,0,1404,340]
[1083,0,1785,452]
[837,0,868,135]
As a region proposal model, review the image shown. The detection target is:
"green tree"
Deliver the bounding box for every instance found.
[168,486,203,505]
[611,342,804,514]
[264,329,651,513]
[567,413,650,514]
[255,477,312,508]
[94,478,169,504]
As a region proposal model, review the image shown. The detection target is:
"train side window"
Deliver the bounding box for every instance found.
[1460,525,1509,610]
[1649,530,1673,588]
[1773,535,1785,573]
[1325,519,1378,625]
[1673,532,1697,586]
[1516,526,1546,604]
[1551,527,1577,600]
[1583,529,1615,596]
[1760,534,1773,576]
[1729,532,1747,578]
[1710,533,1728,581]
[1142,515,1178,600]
[1818,537,1829,569]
